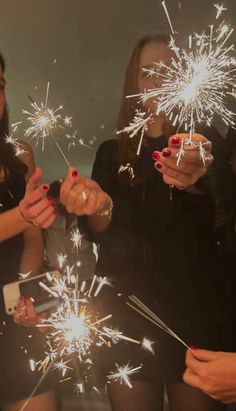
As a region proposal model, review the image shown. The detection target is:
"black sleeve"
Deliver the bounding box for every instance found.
[91,139,117,196]
[194,126,225,199]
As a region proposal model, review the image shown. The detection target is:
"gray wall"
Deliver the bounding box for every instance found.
[1,0,236,181]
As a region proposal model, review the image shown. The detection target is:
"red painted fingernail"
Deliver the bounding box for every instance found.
[190,345,198,350]
[162,149,171,157]
[50,203,56,208]
[152,151,160,160]
[155,162,162,169]
[47,196,52,202]
[43,184,49,191]
[72,170,78,177]
[171,136,180,145]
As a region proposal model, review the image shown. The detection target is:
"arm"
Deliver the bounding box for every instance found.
[183,348,236,404]
[19,142,44,276]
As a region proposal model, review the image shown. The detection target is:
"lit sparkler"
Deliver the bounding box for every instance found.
[22,82,74,166]
[127,3,236,163]
[5,134,27,157]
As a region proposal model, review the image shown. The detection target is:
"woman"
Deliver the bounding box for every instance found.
[85,35,235,411]
[0,53,59,411]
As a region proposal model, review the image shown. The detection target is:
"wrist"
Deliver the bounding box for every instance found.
[95,197,113,220]
[18,204,32,226]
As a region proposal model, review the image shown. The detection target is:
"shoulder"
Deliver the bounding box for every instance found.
[16,141,35,180]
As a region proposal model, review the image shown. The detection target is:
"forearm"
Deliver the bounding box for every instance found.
[19,226,44,276]
[0,207,31,242]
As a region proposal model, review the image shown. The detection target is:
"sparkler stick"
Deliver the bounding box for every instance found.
[127,295,190,349]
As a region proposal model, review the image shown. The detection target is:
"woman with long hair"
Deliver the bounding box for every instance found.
[88,34,235,411]
[0,52,59,411]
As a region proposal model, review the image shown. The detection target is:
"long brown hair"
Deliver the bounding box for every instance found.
[0,53,27,180]
[116,34,171,168]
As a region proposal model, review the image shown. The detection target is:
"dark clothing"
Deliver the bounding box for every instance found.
[0,175,53,402]
[91,129,235,382]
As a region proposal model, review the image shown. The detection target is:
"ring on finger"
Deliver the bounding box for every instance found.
[80,190,88,201]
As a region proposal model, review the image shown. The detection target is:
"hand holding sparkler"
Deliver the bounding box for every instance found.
[19,167,57,228]
[152,133,213,190]
[60,167,113,219]
[14,296,46,332]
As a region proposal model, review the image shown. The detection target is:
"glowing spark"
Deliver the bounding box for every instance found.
[57,253,68,269]
[108,363,142,388]
[64,116,72,127]
[5,135,27,157]
[18,271,32,280]
[142,337,155,354]
[214,3,227,19]
[117,109,152,156]
[70,228,84,252]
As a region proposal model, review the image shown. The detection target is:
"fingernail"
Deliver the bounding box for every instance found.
[171,136,180,145]
[190,345,198,350]
[162,149,171,157]
[46,196,52,202]
[72,170,78,177]
[155,162,162,170]
[152,151,160,160]
[50,203,56,208]
[42,184,49,191]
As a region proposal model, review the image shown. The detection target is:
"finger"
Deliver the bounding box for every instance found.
[24,297,38,324]
[40,212,57,229]
[24,183,50,207]
[187,348,220,362]
[24,196,53,221]
[60,167,80,206]
[83,190,98,215]
[169,133,210,147]
[160,154,207,176]
[155,161,199,187]
[14,296,26,322]
[25,167,43,195]
[33,203,56,227]
[161,147,212,166]
[63,183,87,214]
[183,368,204,390]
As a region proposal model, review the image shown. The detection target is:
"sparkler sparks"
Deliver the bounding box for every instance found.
[70,228,84,252]
[22,82,74,166]
[214,3,227,19]
[5,135,27,157]
[108,363,143,389]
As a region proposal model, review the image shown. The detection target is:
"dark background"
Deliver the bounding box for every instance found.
[1,0,236,181]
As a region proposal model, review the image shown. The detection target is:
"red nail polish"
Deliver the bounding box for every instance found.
[47,196,52,202]
[50,203,56,208]
[43,184,49,191]
[162,149,171,157]
[152,151,160,160]
[72,170,78,177]
[155,162,162,169]
[190,345,198,350]
[171,136,181,145]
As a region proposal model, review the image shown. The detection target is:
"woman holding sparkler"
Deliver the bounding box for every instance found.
[0,53,59,411]
[85,34,235,411]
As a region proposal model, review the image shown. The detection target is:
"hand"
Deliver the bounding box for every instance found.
[60,167,112,216]
[14,296,47,333]
[152,134,213,189]
[183,348,236,404]
[19,167,57,228]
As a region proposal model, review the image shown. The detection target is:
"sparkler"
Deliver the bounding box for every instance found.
[127,3,236,164]
[128,295,189,349]
[5,134,27,157]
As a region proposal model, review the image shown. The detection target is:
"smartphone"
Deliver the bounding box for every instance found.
[3,271,60,315]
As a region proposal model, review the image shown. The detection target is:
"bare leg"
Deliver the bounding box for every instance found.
[166,382,228,411]
[2,390,57,411]
[107,380,164,411]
